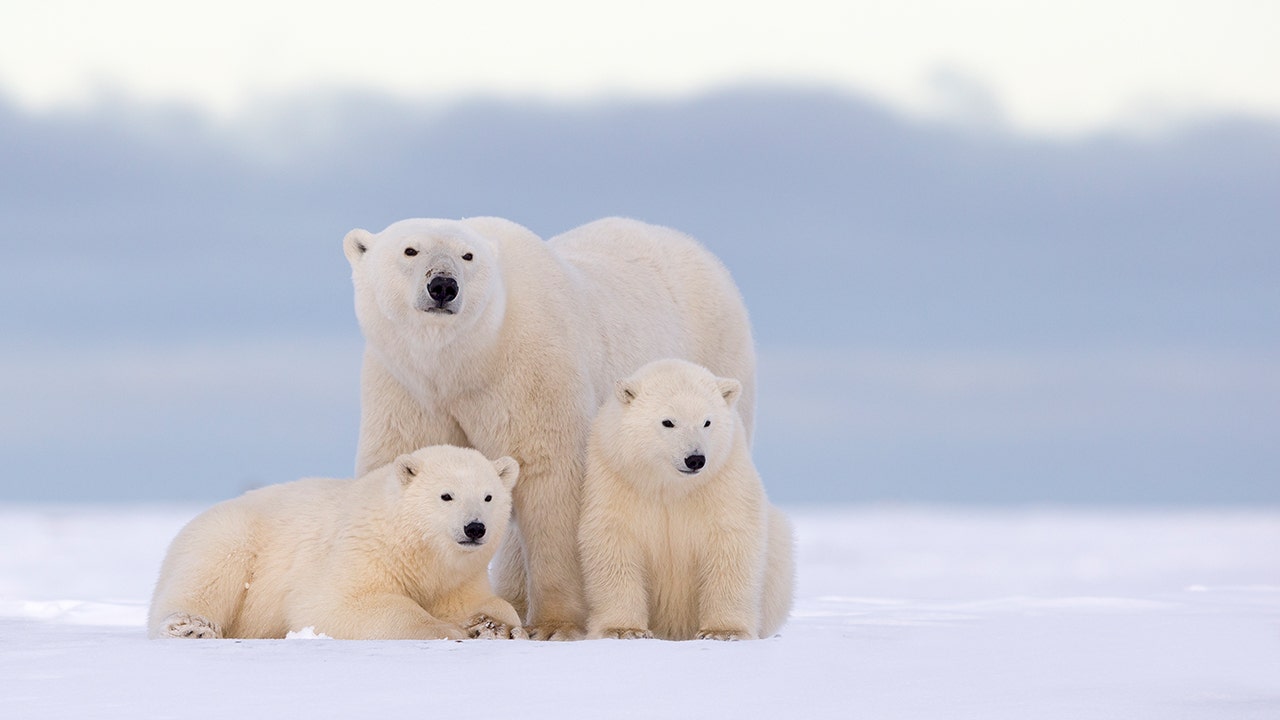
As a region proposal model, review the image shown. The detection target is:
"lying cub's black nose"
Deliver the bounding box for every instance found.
[684,454,706,471]
[464,521,486,540]
[428,275,459,303]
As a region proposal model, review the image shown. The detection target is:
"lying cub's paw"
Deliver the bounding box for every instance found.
[696,628,751,641]
[158,612,221,639]
[599,627,653,640]
[466,614,525,640]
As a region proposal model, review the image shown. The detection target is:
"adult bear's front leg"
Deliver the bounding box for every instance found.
[354,351,468,475]
[507,451,588,640]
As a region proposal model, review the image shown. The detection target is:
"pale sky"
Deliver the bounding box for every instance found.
[1,0,1277,135]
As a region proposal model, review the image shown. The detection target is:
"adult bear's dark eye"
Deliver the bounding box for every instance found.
[441,493,453,501]
[704,420,711,428]
[462,253,474,261]
[662,420,675,428]
[404,247,418,256]
[484,494,492,502]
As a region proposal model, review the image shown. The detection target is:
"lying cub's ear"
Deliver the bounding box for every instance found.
[344,228,373,265]
[615,379,638,405]
[717,377,742,407]
[493,456,520,492]
[396,454,420,487]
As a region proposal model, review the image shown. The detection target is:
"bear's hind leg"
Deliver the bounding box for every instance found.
[148,507,255,639]
[758,505,795,638]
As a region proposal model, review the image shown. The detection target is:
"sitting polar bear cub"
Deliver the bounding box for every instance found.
[579,359,794,640]
[148,445,524,640]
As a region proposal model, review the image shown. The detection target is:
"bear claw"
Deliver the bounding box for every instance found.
[526,621,585,641]
[697,628,749,641]
[466,614,525,640]
[601,627,653,640]
[159,612,221,639]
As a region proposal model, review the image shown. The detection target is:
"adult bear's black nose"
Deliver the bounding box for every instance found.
[684,454,706,471]
[428,275,459,303]
[464,521,486,540]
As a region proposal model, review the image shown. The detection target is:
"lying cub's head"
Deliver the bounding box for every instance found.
[390,445,518,555]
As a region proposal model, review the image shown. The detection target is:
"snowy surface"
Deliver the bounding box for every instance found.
[1,504,1278,719]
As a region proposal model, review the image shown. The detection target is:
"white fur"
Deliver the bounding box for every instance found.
[344,217,756,639]
[579,359,794,641]
[147,446,524,640]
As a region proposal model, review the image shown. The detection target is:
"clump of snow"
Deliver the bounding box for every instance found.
[285,626,333,640]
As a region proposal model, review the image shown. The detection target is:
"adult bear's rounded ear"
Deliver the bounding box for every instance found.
[396,454,420,486]
[493,456,520,491]
[615,379,638,405]
[716,377,742,407]
[344,228,373,265]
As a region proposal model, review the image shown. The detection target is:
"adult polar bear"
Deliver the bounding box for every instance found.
[344,217,755,640]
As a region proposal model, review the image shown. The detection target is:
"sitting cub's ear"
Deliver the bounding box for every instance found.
[717,377,742,407]
[615,379,638,405]
[344,228,373,265]
[493,456,520,491]
[396,454,420,486]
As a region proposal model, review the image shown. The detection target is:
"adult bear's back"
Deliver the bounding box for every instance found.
[548,217,757,441]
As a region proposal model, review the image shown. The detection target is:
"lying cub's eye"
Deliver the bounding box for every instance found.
[441,493,453,501]
[462,253,474,261]
[704,420,711,428]
[404,247,418,256]
[662,420,675,428]
[484,494,492,502]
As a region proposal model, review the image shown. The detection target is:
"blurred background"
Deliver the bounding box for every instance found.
[1,1,1276,505]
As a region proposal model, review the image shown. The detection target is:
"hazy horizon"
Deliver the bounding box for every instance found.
[2,84,1277,504]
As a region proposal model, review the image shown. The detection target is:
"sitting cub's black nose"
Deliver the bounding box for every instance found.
[464,521,486,540]
[428,275,459,303]
[684,454,706,471]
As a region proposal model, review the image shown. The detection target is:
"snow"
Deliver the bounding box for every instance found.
[1,504,1277,719]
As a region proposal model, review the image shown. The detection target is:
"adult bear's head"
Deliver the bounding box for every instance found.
[344,218,505,336]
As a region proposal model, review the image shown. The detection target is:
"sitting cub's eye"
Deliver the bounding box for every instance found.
[441,493,453,501]
[404,247,418,256]
[704,420,711,428]
[462,253,474,261]
[662,420,675,428]
[484,494,492,502]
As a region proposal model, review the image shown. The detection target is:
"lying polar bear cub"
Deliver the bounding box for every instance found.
[579,359,795,640]
[148,445,524,640]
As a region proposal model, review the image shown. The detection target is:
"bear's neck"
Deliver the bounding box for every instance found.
[388,537,490,601]
[377,300,508,401]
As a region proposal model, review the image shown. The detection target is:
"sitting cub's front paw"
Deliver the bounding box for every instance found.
[599,627,653,640]
[158,612,221,639]
[697,628,752,641]
[466,614,525,640]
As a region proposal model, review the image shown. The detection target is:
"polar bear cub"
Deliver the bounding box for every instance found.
[579,359,794,640]
[148,445,525,640]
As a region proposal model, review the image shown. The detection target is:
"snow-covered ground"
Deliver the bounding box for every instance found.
[1,504,1277,719]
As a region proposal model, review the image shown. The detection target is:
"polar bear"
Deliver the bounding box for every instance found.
[344,217,756,639]
[148,445,524,640]
[579,359,793,641]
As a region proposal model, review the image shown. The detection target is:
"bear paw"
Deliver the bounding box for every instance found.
[697,628,750,641]
[158,612,221,639]
[525,621,585,641]
[599,627,653,640]
[466,614,526,640]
